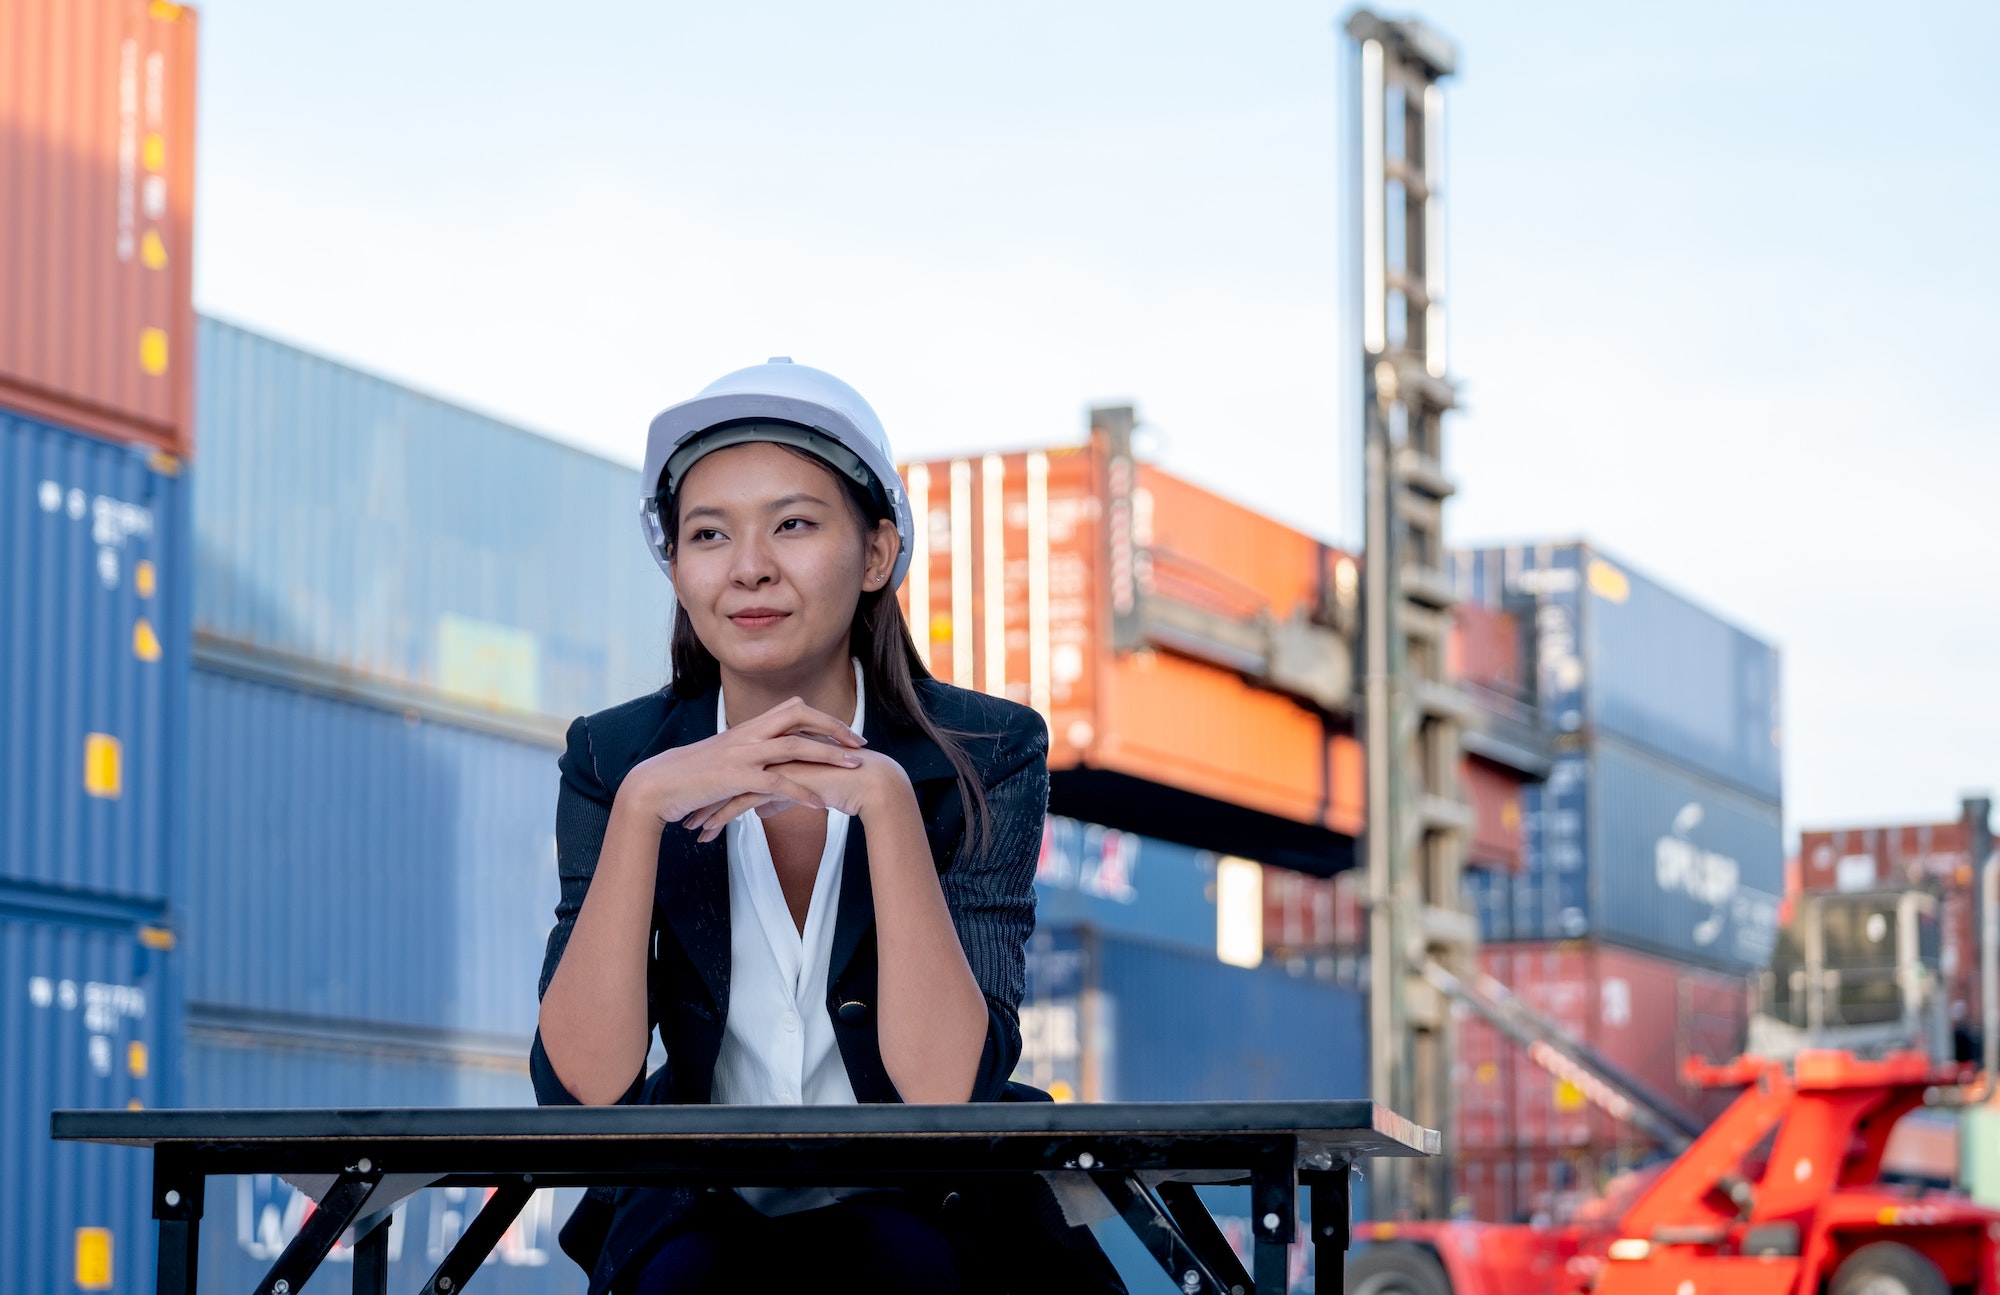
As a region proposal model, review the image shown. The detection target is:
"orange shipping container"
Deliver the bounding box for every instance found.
[899,409,1363,873]
[0,0,198,455]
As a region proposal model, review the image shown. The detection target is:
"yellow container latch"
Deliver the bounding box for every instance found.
[83,734,122,799]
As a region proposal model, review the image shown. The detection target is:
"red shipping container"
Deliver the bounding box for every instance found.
[1797,807,1990,1035]
[1453,941,1750,1153]
[1449,602,1526,703]
[1261,867,1367,959]
[1455,1148,1621,1226]
[1799,821,1973,894]
[1462,755,1524,871]
[0,0,198,456]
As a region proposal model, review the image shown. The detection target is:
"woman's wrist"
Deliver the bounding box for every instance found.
[856,757,921,833]
[610,758,677,835]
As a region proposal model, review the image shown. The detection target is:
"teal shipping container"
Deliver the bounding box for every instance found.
[1034,813,1229,956]
[0,894,177,1295]
[1017,925,1367,1103]
[2,407,190,903]
[184,1032,582,1295]
[185,666,559,1043]
[194,316,670,731]
[1462,733,1783,973]
[1455,542,1782,803]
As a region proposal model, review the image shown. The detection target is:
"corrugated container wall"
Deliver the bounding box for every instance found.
[898,435,1362,865]
[1033,814,1227,956]
[3,408,189,903]
[1455,941,1749,1156]
[1462,737,1783,972]
[194,318,670,727]
[1799,820,1977,894]
[0,0,198,455]
[184,1034,581,1295]
[0,903,173,1295]
[185,667,560,1041]
[1455,543,1782,803]
[1017,926,1367,1103]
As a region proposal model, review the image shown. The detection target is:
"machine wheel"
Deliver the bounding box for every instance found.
[1345,1243,1452,1295]
[1828,1242,1949,1295]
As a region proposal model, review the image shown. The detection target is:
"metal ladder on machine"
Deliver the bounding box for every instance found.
[1421,959,1707,1157]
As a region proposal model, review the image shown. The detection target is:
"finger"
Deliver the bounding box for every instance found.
[750,697,865,747]
[691,792,773,841]
[766,735,865,767]
[760,771,827,811]
[679,799,733,832]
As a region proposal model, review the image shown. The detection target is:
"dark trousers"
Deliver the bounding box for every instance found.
[625,1190,960,1294]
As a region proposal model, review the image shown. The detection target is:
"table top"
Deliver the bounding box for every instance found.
[53,1100,1437,1179]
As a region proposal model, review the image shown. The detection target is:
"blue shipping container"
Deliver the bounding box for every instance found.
[186,667,559,1040]
[1455,543,1782,802]
[194,316,670,726]
[2,408,190,903]
[1034,815,1222,955]
[1462,734,1783,972]
[1020,926,1367,1103]
[183,1033,582,1295]
[0,897,174,1295]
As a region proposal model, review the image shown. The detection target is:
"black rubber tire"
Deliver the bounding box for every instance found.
[1828,1242,1949,1295]
[1344,1243,1452,1295]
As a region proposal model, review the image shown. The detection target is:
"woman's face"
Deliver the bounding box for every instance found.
[670,441,898,679]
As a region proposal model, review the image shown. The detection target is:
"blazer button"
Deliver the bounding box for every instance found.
[836,999,871,1025]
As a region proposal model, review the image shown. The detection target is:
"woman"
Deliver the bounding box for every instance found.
[530,359,1124,1294]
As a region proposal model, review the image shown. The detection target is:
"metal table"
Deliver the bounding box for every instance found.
[53,1101,1436,1295]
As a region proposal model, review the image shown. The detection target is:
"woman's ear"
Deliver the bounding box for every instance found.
[863,517,898,591]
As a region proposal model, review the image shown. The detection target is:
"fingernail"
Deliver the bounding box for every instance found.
[845,756,861,766]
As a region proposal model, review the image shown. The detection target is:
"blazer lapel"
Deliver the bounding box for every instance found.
[649,688,732,1018]
[826,699,961,990]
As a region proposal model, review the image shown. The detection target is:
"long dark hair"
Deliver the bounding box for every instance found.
[662,448,992,852]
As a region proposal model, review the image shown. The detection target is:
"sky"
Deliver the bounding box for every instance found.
[189,0,1999,841]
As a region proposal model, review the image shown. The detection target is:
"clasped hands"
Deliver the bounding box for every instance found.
[619,697,911,843]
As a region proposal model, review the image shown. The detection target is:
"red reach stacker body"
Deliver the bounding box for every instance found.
[1352,1051,2000,1295]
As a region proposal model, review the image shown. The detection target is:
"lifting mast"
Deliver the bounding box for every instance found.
[1350,8,1470,1219]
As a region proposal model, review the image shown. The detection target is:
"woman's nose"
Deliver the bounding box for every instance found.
[729,537,779,586]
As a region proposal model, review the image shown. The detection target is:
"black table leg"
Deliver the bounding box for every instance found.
[351,1209,393,1295]
[1094,1172,1238,1295]
[152,1153,204,1295]
[1302,1167,1350,1295]
[1251,1145,1297,1295]
[255,1167,380,1295]
[419,1181,534,1295]
[1155,1181,1255,1295]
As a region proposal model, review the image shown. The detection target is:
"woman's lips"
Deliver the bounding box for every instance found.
[727,609,790,630]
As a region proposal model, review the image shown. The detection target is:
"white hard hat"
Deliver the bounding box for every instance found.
[640,358,913,592]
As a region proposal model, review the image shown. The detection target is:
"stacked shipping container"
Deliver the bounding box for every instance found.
[193,317,672,731]
[1795,797,1995,1051]
[1447,543,1781,1217]
[2,3,199,1289]
[182,317,667,1285]
[897,416,1368,874]
[1453,543,1785,970]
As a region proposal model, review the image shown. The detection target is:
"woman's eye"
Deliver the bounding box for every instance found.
[776,517,814,533]
[690,528,723,543]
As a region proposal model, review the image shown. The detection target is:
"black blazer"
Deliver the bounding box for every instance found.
[529,677,1124,1295]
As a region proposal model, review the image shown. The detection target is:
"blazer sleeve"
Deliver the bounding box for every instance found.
[938,708,1048,1103]
[529,714,650,1107]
